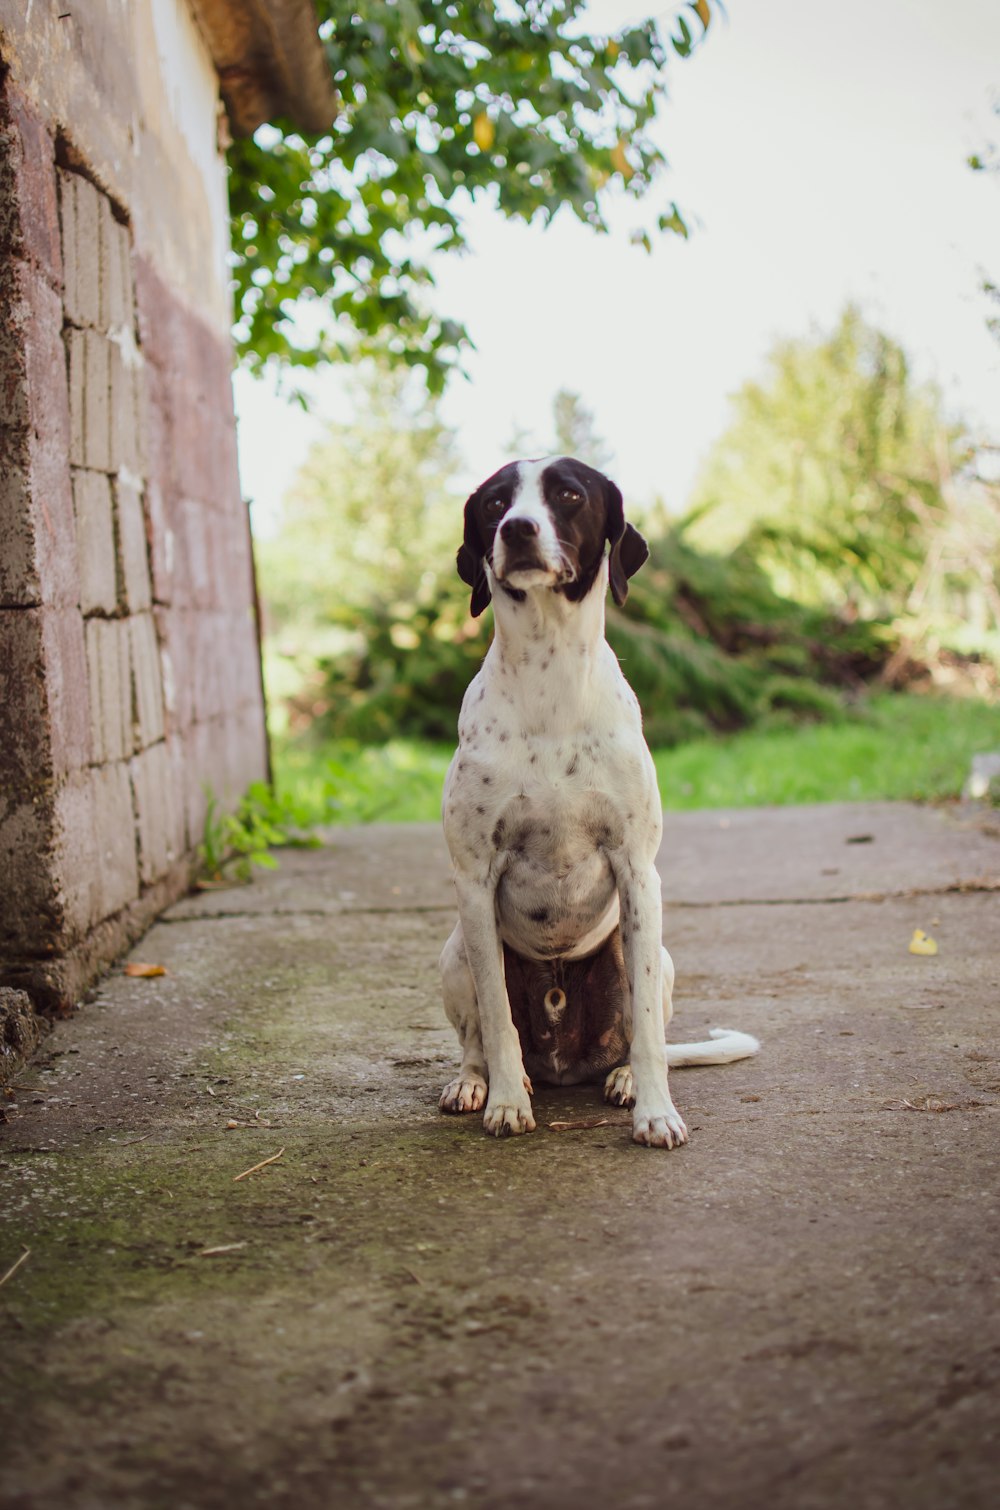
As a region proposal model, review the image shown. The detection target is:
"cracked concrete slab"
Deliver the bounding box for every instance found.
[1,802,998,1510]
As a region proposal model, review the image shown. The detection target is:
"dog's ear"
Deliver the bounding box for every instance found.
[457,493,492,617]
[605,479,648,607]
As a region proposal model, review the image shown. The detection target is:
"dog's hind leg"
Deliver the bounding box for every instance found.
[438,923,489,1114]
[604,946,674,1107]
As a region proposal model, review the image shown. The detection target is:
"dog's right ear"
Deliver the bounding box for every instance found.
[457,493,492,617]
[604,479,649,608]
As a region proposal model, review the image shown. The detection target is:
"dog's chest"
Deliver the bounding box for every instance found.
[492,784,620,955]
[443,625,662,964]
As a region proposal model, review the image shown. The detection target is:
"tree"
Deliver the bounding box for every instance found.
[227,1,716,391]
[686,308,1000,672]
[687,308,975,609]
[552,389,613,471]
[504,388,613,468]
[257,365,462,634]
[968,99,1000,344]
[255,366,477,736]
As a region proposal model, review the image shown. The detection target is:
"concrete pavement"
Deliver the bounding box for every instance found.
[1,801,998,1509]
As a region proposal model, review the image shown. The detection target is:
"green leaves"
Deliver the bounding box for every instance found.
[228,0,721,389]
[197,784,324,887]
[685,306,1000,659]
[257,376,895,751]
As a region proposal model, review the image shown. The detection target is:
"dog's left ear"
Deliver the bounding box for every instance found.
[457,493,492,617]
[605,479,648,607]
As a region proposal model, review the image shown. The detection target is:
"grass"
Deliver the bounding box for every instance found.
[270,692,999,826]
[273,737,455,824]
[653,692,999,809]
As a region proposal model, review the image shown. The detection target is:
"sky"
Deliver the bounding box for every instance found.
[234,0,1000,533]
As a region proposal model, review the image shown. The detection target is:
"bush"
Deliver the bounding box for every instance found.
[299,524,896,747]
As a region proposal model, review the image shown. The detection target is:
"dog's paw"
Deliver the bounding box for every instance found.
[604,1064,635,1107]
[439,1074,487,1114]
[482,1094,536,1138]
[632,1104,688,1149]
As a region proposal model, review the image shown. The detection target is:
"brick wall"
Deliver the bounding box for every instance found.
[0,79,267,1014]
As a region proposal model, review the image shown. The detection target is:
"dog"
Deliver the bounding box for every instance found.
[438,457,759,1147]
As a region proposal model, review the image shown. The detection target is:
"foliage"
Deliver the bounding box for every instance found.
[652,691,1000,809]
[256,363,467,734]
[551,389,613,471]
[608,525,889,746]
[274,739,454,824]
[227,1,716,389]
[687,308,959,605]
[968,99,1000,343]
[686,307,1000,670]
[197,783,324,886]
[257,365,461,636]
[269,693,1000,823]
[292,518,894,747]
[257,367,898,748]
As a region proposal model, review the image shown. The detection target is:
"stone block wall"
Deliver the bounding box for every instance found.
[0,78,268,1014]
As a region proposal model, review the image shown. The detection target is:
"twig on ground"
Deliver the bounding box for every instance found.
[233,1148,285,1182]
[547,1116,618,1131]
[197,1242,247,1257]
[885,1096,986,1113]
[0,1249,31,1290]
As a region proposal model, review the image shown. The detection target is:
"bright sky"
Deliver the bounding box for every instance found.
[234,0,1000,533]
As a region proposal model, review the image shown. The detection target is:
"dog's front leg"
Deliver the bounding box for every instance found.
[453,877,535,1138]
[616,860,688,1149]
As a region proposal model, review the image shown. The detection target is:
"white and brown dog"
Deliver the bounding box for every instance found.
[439,457,758,1148]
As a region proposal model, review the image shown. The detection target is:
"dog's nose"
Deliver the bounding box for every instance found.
[499,516,540,543]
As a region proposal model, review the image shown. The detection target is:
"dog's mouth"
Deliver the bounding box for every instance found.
[491,553,575,590]
[502,565,560,590]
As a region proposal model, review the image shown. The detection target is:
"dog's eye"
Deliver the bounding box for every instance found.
[483,497,507,521]
[555,487,584,507]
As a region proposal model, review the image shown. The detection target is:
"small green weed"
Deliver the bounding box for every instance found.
[197,782,324,886]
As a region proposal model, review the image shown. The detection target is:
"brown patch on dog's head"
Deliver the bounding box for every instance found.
[539,459,647,607]
[456,458,647,614]
[457,461,522,617]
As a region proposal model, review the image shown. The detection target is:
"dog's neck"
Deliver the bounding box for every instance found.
[487,559,609,675]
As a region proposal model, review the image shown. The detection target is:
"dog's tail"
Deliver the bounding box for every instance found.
[666,1027,761,1068]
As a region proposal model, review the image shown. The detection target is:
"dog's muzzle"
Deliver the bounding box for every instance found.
[493,516,569,585]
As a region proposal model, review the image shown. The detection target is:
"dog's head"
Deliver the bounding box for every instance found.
[456,457,648,618]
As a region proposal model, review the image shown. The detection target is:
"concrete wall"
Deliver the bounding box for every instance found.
[0,0,269,1015]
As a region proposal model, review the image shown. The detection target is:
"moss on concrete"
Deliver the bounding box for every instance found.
[2,818,999,1509]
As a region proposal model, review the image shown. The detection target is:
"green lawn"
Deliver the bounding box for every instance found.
[271,693,999,825]
[652,694,998,808]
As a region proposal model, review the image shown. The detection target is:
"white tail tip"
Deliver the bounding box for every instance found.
[666,1028,761,1068]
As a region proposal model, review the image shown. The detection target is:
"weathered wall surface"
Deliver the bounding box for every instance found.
[0,0,268,1019]
[0,0,232,333]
